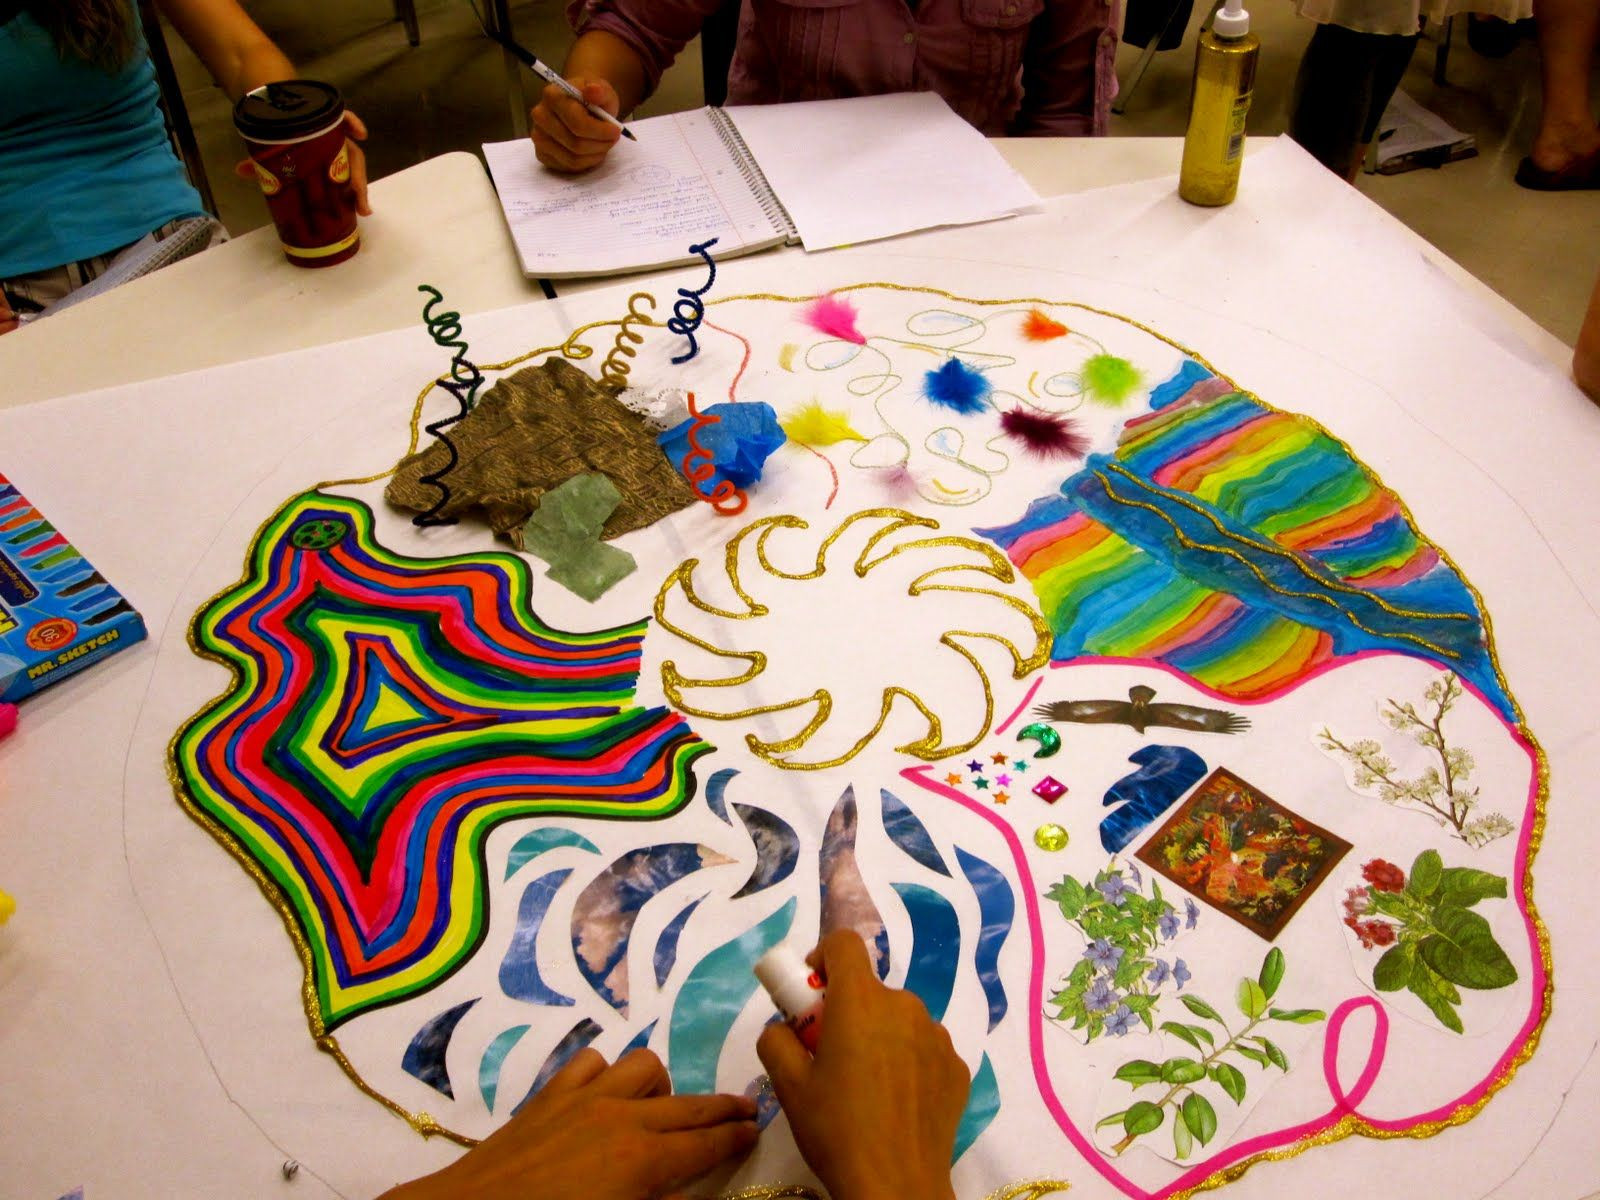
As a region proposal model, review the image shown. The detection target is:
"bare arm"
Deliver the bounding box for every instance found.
[155,0,295,100]
[530,30,652,173]
[565,29,651,117]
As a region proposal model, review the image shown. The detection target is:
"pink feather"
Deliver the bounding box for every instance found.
[876,462,923,501]
[799,294,866,345]
[999,407,1091,459]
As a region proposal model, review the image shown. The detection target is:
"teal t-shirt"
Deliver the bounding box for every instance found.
[0,7,205,277]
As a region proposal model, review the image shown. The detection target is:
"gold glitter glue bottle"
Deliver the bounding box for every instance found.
[1178,0,1259,207]
[755,943,827,1053]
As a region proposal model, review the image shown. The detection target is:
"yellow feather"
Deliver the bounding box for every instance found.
[781,401,865,447]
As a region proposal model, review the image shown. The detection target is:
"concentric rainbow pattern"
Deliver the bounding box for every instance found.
[172,492,709,1030]
[980,361,1511,716]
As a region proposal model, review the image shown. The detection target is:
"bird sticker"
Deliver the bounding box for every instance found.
[1034,685,1249,735]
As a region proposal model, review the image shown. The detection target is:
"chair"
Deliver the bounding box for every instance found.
[135,0,217,216]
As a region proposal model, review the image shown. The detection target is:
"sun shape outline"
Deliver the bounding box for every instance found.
[654,507,1050,770]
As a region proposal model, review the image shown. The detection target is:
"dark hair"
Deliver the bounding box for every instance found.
[25,0,137,71]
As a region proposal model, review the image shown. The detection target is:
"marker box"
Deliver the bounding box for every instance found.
[0,473,145,702]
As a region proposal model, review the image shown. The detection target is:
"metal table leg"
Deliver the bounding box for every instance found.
[481,0,530,138]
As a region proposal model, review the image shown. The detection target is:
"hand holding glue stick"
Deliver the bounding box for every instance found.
[756,931,970,1200]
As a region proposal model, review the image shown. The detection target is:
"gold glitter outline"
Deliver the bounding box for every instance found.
[985,1182,1072,1200]
[1088,467,1466,661]
[654,508,1049,770]
[1099,461,1476,624]
[161,283,1549,1168]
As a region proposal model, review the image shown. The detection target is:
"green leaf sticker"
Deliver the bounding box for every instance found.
[1409,964,1464,1033]
[1124,1101,1164,1137]
[1209,1062,1247,1104]
[1258,947,1285,1001]
[1159,1057,1207,1085]
[1234,1044,1271,1068]
[1182,995,1225,1024]
[1182,1092,1218,1146]
[1256,1036,1289,1071]
[1268,1007,1327,1023]
[1160,1022,1206,1053]
[1435,866,1508,909]
[1409,849,1443,897]
[1371,942,1415,992]
[1172,1106,1193,1159]
[1097,1109,1130,1130]
[1237,978,1268,1019]
[1113,1059,1163,1087]
[1417,907,1517,990]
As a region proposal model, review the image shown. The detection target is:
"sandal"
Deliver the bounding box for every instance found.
[1515,146,1600,191]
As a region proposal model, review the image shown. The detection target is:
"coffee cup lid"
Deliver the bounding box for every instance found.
[234,80,344,142]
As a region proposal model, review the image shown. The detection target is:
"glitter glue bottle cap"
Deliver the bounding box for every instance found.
[755,943,826,1020]
[1211,0,1250,38]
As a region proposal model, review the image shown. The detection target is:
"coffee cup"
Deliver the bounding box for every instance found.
[234,80,359,268]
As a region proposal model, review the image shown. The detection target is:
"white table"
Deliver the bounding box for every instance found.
[0,139,1571,409]
[2,137,1595,1200]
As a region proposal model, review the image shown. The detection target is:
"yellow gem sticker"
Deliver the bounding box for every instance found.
[1033,823,1069,852]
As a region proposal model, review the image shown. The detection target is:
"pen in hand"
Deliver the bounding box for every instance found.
[491,34,637,142]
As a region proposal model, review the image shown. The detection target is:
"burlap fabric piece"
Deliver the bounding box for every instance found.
[386,358,697,546]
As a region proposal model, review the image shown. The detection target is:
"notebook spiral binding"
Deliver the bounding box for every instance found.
[709,108,799,242]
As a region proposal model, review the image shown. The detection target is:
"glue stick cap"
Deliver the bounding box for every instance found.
[1212,0,1250,37]
[755,943,825,1017]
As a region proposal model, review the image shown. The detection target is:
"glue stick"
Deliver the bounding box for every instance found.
[1178,0,1259,206]
[755,943,827,1053]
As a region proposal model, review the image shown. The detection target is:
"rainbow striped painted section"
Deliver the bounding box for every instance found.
[172,492,709,1030]
[980,362,1510,716]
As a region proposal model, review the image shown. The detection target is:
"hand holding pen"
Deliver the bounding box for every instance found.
[531,75,629,173]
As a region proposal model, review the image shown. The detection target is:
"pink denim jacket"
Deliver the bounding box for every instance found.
[567,0,1117,136]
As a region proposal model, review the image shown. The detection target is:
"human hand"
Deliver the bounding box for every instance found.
[378,1047,758,1200]
[757,930,970,1200]
[530,76,623,173]
[233,111,372,216]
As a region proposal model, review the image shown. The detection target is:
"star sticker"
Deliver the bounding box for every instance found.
[995,791,1010,804]
[991,752,1009,764]
[944,772,964,786]
[1013,759,1030,772]
[967,760,985,773]
[995,773,1012,787]
[974,777,990,790]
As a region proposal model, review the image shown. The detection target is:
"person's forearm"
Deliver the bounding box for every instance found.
[562,30,650,116]
[157,0,296,101]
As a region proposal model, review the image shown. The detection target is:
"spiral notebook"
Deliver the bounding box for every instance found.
[481,92,1042,279]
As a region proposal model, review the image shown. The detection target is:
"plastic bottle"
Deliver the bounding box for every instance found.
[755,943,827,1052]
[1178,0,1259,206]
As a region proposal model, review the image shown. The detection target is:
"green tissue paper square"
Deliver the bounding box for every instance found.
[522,474,637,601]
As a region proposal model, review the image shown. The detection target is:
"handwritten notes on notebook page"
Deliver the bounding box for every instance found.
[723,92,1042,251]
[482,110,785,279]
[482,92,1043,278]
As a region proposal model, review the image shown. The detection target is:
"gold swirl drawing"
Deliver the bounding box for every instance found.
[655,508,1050,770]
[599,291,659,389]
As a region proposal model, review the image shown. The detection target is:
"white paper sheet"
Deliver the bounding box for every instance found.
[726,92,1043,250]
[483,113,783,277]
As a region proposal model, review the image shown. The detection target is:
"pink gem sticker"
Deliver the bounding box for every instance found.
[1033,775,1066,803]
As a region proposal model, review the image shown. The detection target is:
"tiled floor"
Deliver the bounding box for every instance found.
[168,0,1598,344]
